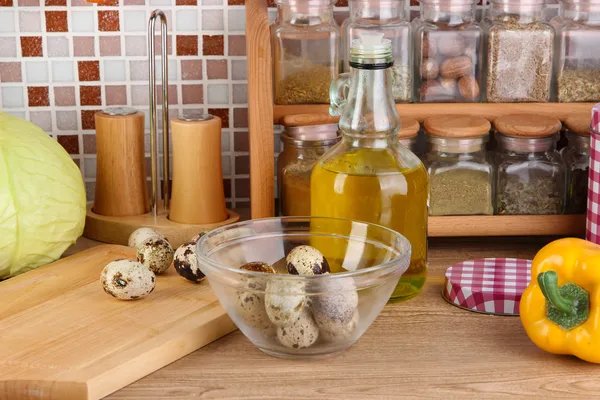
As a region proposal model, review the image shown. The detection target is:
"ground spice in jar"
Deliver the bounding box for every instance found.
[486,16,553,102]
[390,63,412,102]
[429,169,493,216]
[281,163,313,216]
[275,64,333,105]
[558,70,600,102]
[497,178,563,215]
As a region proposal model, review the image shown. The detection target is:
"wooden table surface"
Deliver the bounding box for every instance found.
[70,236,600,399]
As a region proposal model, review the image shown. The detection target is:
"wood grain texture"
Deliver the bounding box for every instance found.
[246,0,275,219]
[106,236,600,399]
[0,245,236,400]
[83,202,240,249]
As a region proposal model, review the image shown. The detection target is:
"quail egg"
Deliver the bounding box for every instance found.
[174,241,205,283]
[128,227,165,248]
[312,279,359,334]
[265,279,307,327]
[240,261,276,274]
[235,290,274,332]
[100,259,156,300]
[276,309,319,349]
[137,237,174,274]
[319,309,359,343]
[286,245,330,275]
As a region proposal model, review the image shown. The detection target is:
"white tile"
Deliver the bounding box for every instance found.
[124,10,147,32]
[221,131,230,151]
[84,158,97,178]
[19,11,41,33]
[207,84,229,104]
[29,111,52,131]
[203,0,222,4]
[131,85,149,106]
[0,37,17,58]
[202,10,224,31]
[56,111,77,131]
[51,60,74,82]
[176,9,197,32]
[221,155,231,175]
[129,60,148,81]
[125,35,146,56]
[228,9,245,31]
[154,58,178,82]
[47,37,70,58]
[103,60,126,82]
[71,11,94,33]
[268,9,278,25]
[25,61,49,83]
[232,84,247,103]
[7,111,26,119]
[0,11,15,33]
[1,87,24,108]
[150,0,172,4]
[231,60,247,80]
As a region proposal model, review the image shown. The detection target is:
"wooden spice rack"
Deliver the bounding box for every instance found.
[245,0,593,237]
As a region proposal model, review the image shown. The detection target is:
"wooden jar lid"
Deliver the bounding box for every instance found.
[398,117,420,139]
[423,115,491,138]
[564,113,591,135]
[494,114,562,137]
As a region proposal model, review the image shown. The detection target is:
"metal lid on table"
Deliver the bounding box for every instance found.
[442,258,532,316]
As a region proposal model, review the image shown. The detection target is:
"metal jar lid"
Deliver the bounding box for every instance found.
[283,124,340,142]
[179,110,214,122]
[103,107,137,116]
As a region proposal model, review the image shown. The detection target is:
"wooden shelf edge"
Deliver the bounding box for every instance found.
[428,215,586,237]
[274,103,596,124]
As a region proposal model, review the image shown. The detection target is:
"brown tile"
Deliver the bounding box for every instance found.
[223,178,232,198]
[78,61,100,81]
[98,0,118,4]
[98,10,120,32]
[27,86,49,107]
[228,0,244,4]
[234,131,249,152]
[235,155,249,175]
[234,108,248,128]
[54,86,76,106]
[105,85,127,105]
[207,59,228,79]
[209,108,229,128]
[181,60,202,80]
[83,134,96,154]
[176,0,196,4]
[81,109,100,130]
[235,178,250,198]
[228,35,246,56]
[45,11,68,32]
[57,135,79,154]
[176,35,198,56]
[0,0,13,5]
[203,35,224,56]
[335,0,348,5]
[99,36,121,56]
[45,0,66,5]
[21,36,43,57]
[73,36,95,57]
[182,84,203,104]
[0,62,22,82]
[73,158,80,168]
[80,86,101,106]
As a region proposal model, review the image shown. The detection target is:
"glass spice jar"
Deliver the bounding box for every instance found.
[494,114,566,215]
[415,0,483,103]
[343,0,413,103]
[398,116,421,156]
[484,0,555,103]
[552,0,600,102]
[424,115,494,216]
[277,124,340,216]
[562,113,591,213]
[272,0,340,105]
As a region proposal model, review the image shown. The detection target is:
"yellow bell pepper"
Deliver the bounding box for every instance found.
[520,237,600,363]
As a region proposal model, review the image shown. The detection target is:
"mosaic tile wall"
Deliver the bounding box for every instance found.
[0,0,558,208]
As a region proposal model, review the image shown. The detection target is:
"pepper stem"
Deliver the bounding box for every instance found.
[537,271,573,314]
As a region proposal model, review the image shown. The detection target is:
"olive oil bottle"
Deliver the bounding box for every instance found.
[310,32,428,301]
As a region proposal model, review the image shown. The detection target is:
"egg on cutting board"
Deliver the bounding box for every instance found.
[137,237,174,275]
[100,260,156,300]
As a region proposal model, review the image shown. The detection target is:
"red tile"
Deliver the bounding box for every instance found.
[81,109,100,130]
[235,155,250,174]
[176,0,196,4]
[98,10,120,32]
[80,86,101,106]
[335,0,348,5]
[223,178,232,198]
[20,36,43,57]
[207,59,228,79]
[176,35,198,56]
[228,0,244,4]
[203,35,224,56]
[228,35,246,56]
[0,62,22,82]
[98,0,118,5]
[209,108,229,128]
[181,59,202,80]
[45,0,66,5]
[234,108,248,128]
[45,11,68,32]
[234,131,249,152]
[0,0,13,5]
[54,86,76,106]
[235,179,250,198]
[28,86,50,107]
[78,61,100,81]
[182,84,203,104]
[57,135,79,154]
[105,85,127,105]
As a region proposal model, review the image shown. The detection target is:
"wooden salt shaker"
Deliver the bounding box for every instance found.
[169,112,228,225]
[93,107,150,217]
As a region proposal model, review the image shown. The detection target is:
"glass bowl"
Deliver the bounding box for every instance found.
[196,216,411,359]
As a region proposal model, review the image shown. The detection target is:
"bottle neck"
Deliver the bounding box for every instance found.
[420,2,475,25]
[561,1,600,23]
[489,1,546,22]
[351,0,405,21]
[278,3,334,25]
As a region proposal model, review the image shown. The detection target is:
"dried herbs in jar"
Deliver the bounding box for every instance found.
[562,113,591,214]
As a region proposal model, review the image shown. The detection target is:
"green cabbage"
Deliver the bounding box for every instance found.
[0,112,86,279]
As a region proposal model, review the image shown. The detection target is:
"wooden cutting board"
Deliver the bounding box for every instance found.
[0,245,236,400]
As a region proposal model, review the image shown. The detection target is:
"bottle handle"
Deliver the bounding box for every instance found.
[329,72,351,117]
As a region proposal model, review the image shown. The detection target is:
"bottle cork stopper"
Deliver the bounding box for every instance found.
[493,114,562,137]
[564,113,591,136]
[424,115,491,138]
[398,117,420,139]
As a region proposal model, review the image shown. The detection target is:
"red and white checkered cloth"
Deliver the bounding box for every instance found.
[587,103,600,244]
[442,258,532,316]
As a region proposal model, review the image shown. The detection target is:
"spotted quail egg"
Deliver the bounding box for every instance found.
[286,245,330,275]
[100,259,156,300]
[319,309,359,343]
[190,232,205,244]
[276,309,319,349]
[312,278,359,334]
[235,290,274,332]
[240,261,276,274]
[174,241,205,283]
[265,279,307,327]
[128,227,165,248]
[137,237,174,274]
